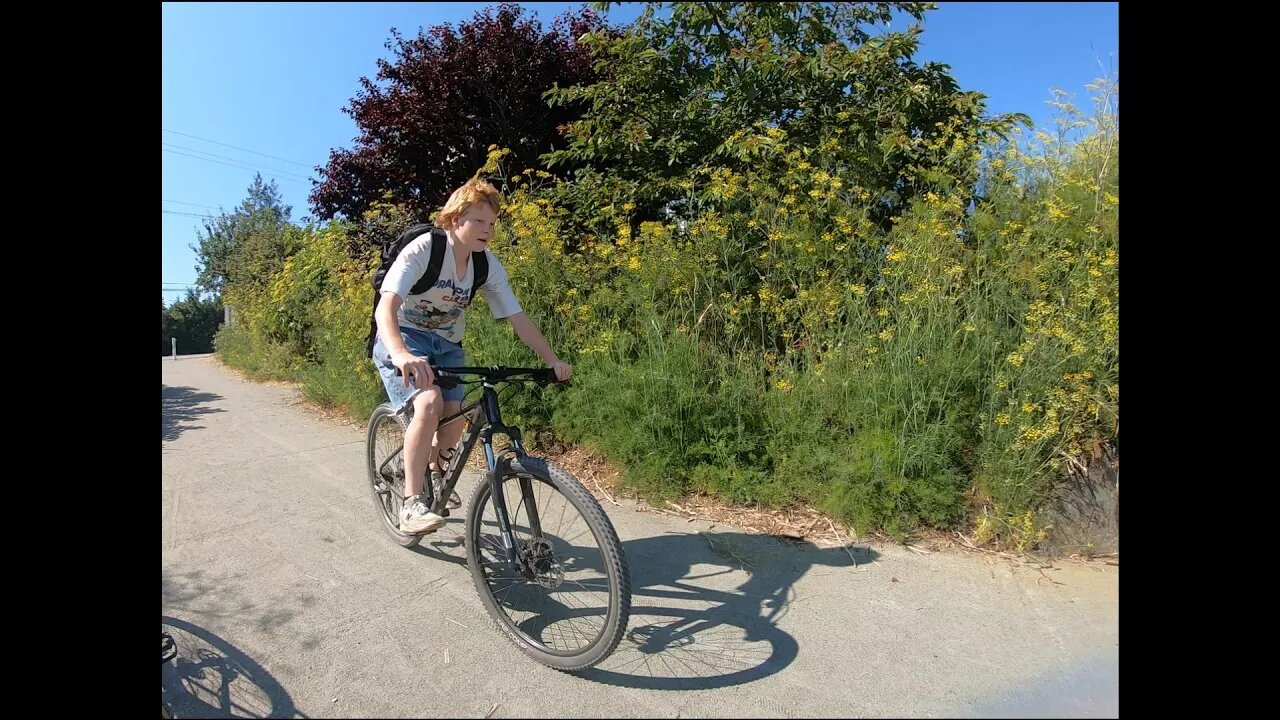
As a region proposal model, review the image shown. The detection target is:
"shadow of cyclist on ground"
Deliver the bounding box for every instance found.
[162,615,308,718]
[579,530,874,689]
[472,519,874,690]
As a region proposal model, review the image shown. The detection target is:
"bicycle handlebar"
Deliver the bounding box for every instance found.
[393,364,562,388]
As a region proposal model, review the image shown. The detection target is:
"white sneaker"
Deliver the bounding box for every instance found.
[399,495,446,534]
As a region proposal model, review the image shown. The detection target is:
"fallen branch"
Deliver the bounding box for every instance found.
[589,474,619,506]
[700,531,754,570]
[1057,448,1091,477]
[827,518,859,566]
[954,531,1020,561]
[1036,567,1065,586]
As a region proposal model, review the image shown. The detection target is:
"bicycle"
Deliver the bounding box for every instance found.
[365,365,631,671]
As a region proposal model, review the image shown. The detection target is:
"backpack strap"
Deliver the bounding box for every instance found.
[367,224,443,357]
[409,227,448,295]
[469,250,489,304]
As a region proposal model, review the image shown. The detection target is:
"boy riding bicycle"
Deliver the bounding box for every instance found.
[371,178,572,534]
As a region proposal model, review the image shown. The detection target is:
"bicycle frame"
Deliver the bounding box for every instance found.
[381,376,545,578]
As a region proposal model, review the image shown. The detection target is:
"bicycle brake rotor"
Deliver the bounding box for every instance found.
[522,538,565,589]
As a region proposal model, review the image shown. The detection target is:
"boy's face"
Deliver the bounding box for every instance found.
[452,203,497,251]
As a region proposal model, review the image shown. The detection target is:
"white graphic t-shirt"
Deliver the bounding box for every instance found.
[379,230,522,344]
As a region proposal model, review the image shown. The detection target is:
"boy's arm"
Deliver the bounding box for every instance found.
[376,291,433,389]
[375,292,409,356]
[506,312,573,381]
[376,233,436,387]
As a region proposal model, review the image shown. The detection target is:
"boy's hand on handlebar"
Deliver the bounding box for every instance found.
[392,351,434,389]
[550,360,573,383]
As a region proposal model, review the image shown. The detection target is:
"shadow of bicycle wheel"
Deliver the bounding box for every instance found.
[161,615,307,718]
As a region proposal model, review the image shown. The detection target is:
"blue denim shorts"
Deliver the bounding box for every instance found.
[371,326,466,407]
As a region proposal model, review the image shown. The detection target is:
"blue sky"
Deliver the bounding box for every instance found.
[162,2,1118,302]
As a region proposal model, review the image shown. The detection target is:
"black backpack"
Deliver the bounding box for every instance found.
[366,224,489,355]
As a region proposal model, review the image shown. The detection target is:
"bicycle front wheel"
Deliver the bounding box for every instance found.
[466,456,631,671]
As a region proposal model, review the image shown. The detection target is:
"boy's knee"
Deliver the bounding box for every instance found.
[411,389,443,420]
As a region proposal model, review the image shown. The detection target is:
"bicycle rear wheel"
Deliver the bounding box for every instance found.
[366,403,423,548]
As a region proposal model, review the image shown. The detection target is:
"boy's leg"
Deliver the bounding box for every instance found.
[404,388,443,500]
[432,400,464,471]
[428,340,468,472]
[371,334,446,533]
[400,386,447,533]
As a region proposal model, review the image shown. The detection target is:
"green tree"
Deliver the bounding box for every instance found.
[191,174,294,294]
[163,290,224,355]
[545,2,1028,233]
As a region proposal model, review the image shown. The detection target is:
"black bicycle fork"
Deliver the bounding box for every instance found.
[472,382,545,579]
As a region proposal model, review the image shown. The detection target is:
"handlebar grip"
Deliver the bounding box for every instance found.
[392,365,459,389]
